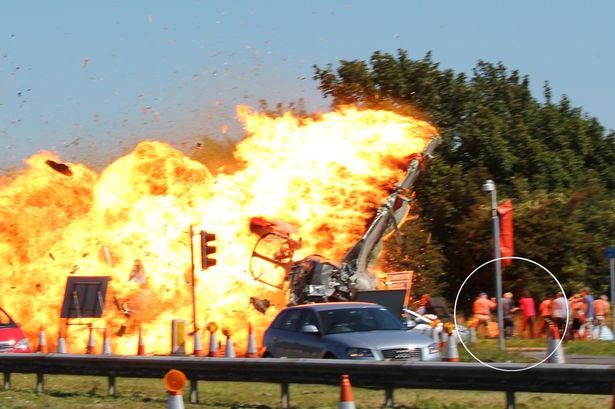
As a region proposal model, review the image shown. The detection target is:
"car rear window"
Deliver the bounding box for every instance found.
[319,307,403,334]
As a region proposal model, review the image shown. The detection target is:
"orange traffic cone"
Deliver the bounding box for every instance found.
[37,324,48,354]
[193,329,204,357]
[246,323,257,358]
[222,327,235,358]
[431,323,442,349]
[339,374,356,409]
[86,326,96,354]
[137,326,146,356]
[546,323,565,363]
[444,332,460,362]
[441,330,449,348]
[57,327,67,354]
[207,322,218,357]
[208,332,217,357]
[102,327,112,355]
[163,369,186,409]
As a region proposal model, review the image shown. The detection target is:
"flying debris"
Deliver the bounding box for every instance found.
[129,259,147,284]
[45,159,73,176]
[249,297,271,314]
[113,296,131,317]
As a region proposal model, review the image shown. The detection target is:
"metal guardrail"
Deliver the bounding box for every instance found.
[1,354,614,408]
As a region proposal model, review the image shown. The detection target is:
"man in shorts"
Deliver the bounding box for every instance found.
[473,292,496,338]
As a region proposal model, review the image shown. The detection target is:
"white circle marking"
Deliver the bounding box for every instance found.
[453,256,569,372]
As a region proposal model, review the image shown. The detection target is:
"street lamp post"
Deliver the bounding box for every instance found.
[482,179,505,352]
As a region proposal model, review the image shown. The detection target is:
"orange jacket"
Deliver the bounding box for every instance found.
[473,297,495,316]
[539,299,551,317]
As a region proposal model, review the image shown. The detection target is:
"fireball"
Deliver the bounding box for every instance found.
[0,106,436,354]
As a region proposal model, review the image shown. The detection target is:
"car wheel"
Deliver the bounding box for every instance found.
[262,351,273,358]
[323,352,336,359]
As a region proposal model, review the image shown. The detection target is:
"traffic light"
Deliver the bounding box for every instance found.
[200,230,217,269]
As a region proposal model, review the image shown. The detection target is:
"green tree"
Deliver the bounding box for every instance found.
[314,50,615,306]
[381,215,447,300]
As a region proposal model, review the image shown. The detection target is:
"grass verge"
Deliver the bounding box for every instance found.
[0,374,610,409]
[457,339,538,363]
[564,340,615,356]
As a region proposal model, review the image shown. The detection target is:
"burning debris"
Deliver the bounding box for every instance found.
[249,297,271,314]
[129,259,147,284]
[100,246,115,266]
[45,159,73,176]
[247,137,440,305]
[113,296,131,317]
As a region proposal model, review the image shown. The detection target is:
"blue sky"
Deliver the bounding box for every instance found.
[2,1,614,172]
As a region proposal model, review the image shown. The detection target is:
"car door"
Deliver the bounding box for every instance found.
[290,309,324,358]
[268,309,303,357]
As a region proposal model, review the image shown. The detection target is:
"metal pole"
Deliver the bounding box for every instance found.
[506,390,516,409]
[3,372,10,390]
[281,382,290,409]
[190,225,197,334]
[190,378,198,403]
[107,375,116,396]
[36,373,44,393]
[489,183,505,352]
[610,257,614,340]
[384,387,394,407]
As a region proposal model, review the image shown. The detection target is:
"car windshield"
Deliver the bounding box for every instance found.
[318,307,403,334]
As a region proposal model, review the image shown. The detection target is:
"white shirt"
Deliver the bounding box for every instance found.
[551,296,568,319]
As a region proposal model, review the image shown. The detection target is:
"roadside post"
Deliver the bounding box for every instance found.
[482,179,505,352]
[606,245,615,338]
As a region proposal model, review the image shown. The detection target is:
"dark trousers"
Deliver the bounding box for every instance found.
[503,318,514,338]
[553,317,566,338]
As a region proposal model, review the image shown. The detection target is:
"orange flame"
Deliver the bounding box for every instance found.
[0,106,437,354]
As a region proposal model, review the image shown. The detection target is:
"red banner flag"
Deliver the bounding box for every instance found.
[497,200,514,268]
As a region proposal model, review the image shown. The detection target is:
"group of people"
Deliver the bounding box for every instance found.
[472,289,612,340]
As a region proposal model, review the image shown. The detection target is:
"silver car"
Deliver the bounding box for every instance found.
[262,302,440,361]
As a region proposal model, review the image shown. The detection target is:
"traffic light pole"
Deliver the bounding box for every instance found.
[189,225,197,334]
[188,228,216,335]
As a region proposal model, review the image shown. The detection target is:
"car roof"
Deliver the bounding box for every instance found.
[283,302,381,312]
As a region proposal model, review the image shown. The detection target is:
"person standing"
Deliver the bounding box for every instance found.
[580,289,595,339]
[538,295,552,337]
[501,292,518,338]
[473,292,496,338]
[519,291,537,338]
[570,294,587,340]
[416,294,431,315]
[550,292,568,338]
[593,295,610,328]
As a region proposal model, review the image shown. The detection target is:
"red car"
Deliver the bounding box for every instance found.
[0,307,33,353]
